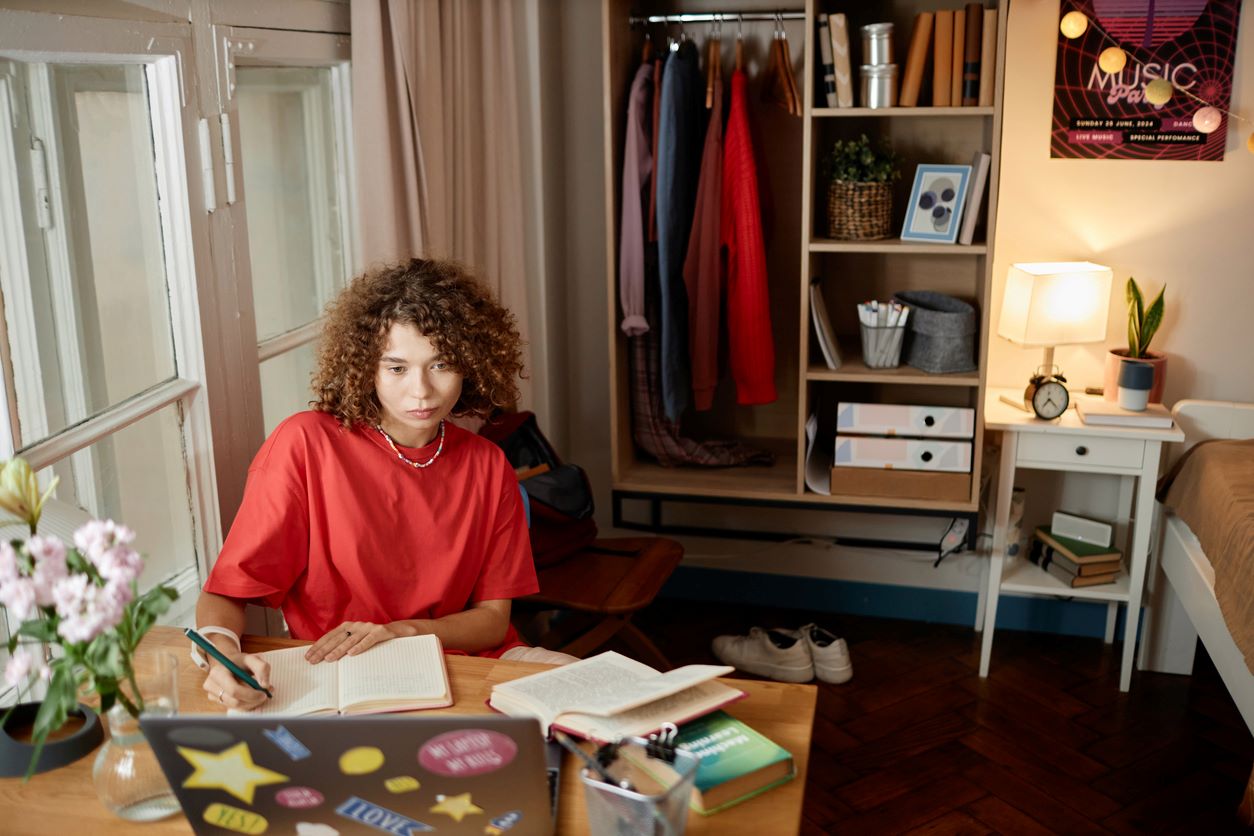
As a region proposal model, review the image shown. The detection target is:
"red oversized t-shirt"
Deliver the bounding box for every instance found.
[204,412,539,656]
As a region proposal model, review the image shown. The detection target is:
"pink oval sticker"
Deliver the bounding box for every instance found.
[418,729,517,777]
[275,786,324,809]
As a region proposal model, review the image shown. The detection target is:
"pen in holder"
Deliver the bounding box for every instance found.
[857,301,909,369]
[576,725,699,836]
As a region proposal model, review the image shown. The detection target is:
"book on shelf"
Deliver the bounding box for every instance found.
[1030,547,1120,588]
[957,151,991,245]
[231,634,452,717]
[809,281,842,370]
[962,2,983,105]
[932,10,954,106]
[899,11,934,107]
[1077,399,1173,428]
[488,651,743,741]
[1028,537,1121,577]
[828,13,855,108]
[624,711,796,815]
[817,14,837,108]
[950,7,965,106]
[1035,526,1122,564]
[978,8,998,107]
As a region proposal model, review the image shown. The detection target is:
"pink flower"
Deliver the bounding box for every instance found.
[27,535,67,607]
[0,541,17,583]
[0,575,37,621]
[3,646,45,688]
[52,574,125,643]
[73,519,135,561]
[94,545,143,585]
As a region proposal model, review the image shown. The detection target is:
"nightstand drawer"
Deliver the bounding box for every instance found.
[1016,433,1144,471]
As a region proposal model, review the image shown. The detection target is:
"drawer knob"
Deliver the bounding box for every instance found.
[924,415,935,427]
[1075,445,1089,456]
[921,451,934,462]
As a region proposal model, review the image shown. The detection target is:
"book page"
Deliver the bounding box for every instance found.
[555,680,744,742]
[337,635,448,710]
[494,651,731,717]
[232,645,338,717]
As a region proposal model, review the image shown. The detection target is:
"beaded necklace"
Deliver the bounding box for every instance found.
[375,420,445,469]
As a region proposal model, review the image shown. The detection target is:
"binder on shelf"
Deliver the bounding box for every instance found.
[899,12,933,107]
[829,13,855,108]
[950,8,965,106]
[817,14,837,108]
[957,151,991,245]
[962,3,983,106]
[836,403,975,440]
[978,8,998,107]
[809,281,842,370]
[834,436,972,473]
[932,10,954,107]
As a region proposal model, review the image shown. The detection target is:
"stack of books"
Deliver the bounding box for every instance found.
[1027,526,1122,588]
[899,4,998,108]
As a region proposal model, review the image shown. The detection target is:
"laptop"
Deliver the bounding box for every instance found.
[142,714,556,835]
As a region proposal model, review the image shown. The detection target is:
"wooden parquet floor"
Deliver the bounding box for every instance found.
[624,600,1254,835]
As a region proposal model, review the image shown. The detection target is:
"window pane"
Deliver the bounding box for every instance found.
[236,67,347,341]
[0,62,178,450]
[260,341,318,436]
[38,404,197,591]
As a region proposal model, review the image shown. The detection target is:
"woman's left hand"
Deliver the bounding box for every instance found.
[305,621,404,663]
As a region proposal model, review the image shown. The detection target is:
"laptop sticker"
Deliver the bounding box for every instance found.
[167,726,234,748]
[418,729,517,777]
[335,796,434,834]
[429,792,484,823]
[202,802,268,834]
[339,745,386,775]
[295,824,339,836]
[178,742,289,804]
[263,725,312,761]
[486,810,523,833]
[385,775,421,793]
[275,786,325,809]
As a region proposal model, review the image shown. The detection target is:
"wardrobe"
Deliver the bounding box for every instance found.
[602,0,1009,543]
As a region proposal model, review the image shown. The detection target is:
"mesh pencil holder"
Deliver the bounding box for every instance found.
[859,323,906,368]
[827,179,892,240]
[580,739,700,836]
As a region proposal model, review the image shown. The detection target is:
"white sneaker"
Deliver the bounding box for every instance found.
[796,623,852,684]
[711,627,814,683]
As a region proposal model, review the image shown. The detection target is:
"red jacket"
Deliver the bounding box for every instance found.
[720,69,777,406]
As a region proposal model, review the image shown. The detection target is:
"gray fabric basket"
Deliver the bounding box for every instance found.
[892,290,978,374]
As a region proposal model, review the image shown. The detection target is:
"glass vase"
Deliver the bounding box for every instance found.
[91,650,180,821]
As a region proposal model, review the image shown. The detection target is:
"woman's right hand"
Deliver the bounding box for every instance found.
[201,650,272,711]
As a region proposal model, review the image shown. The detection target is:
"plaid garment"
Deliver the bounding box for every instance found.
[629,243,773,468]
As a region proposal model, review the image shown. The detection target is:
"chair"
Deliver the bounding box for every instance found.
[513,537,684,671]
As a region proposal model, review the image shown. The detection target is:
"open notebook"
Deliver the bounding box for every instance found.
[232,634,452,717]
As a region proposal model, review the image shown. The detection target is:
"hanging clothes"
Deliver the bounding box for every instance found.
[682,69,723,412]
[721,68,778,406]
[647,55,663,242]
[655,40,704,423]
[618,62,653,337]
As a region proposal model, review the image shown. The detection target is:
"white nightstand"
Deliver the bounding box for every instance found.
[977,389,1184,691]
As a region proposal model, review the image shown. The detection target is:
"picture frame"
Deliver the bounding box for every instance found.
[900,163,972,244]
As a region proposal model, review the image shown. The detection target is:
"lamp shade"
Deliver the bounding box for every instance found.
[997,261,1112,347]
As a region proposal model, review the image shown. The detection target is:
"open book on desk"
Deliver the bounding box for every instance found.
[231,634,452,717]
[489,651,743,741]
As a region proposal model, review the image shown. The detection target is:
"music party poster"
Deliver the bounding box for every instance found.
[1051,0,1242,161]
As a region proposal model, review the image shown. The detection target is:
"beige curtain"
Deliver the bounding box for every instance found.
[352,0,532,405]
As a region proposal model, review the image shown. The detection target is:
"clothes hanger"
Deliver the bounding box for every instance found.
[763,11,794,112]
[778,12,802,116]
[642,30,653,65]
[735,13,744,72]
[705,15,722,108]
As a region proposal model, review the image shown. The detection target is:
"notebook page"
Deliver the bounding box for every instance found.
[337,635,447,709]
[232,645,338,717]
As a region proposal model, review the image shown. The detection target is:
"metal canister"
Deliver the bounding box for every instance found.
[860,64,898,109]
[860,22,894,66]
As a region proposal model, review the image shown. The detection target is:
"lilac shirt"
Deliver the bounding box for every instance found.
[618,63,653,337]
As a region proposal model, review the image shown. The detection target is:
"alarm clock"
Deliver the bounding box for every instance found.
[1024,370,1069,420]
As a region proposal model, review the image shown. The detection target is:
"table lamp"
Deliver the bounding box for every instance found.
[997,261,1112,418]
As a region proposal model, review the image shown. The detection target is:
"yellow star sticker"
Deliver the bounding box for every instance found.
[178,742,289,804]
[429,792,484,823]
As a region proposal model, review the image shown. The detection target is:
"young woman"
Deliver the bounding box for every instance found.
[194,258,562,711]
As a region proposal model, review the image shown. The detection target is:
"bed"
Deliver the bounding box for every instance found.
[1138,399,1254,733]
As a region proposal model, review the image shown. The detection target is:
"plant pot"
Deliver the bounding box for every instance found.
[827,179,892,240]
[1104,349,1167,404]
[0,701,104,777]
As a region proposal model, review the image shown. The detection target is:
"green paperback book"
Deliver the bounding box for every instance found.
[673,711,796,815]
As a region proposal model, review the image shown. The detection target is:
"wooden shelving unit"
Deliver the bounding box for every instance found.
[601,0,1007,524]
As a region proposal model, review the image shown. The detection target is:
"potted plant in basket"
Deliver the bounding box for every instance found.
[1104,277,1167,403]
[822,133,900,241]
[0,456,177,802]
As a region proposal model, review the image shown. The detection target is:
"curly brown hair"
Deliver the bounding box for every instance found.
[312,258,524,427]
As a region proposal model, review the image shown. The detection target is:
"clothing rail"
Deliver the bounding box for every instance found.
[629,11,806,25]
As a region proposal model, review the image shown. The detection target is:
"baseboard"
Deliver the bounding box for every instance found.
[661,566,1127,640]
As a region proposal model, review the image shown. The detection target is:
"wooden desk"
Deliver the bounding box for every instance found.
[0,627,816,834]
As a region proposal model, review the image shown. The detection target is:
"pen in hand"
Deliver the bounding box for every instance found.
[185,627,273,699]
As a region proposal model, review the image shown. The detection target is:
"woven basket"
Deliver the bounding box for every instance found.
[826,179,892,240]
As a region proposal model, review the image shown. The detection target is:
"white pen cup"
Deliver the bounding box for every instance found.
[859,323,906,368]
